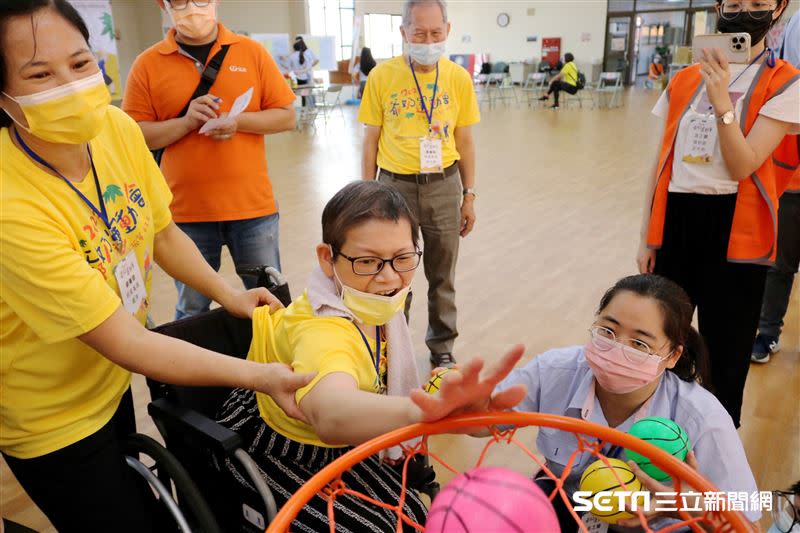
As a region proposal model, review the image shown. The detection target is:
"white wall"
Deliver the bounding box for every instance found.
[110,0,308,90]
[446,2,607,67]
[356,1,608,68]
[217,0,297,35]
[110,0,163,92]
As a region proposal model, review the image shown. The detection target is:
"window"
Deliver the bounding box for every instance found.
[608,0,635,12]
[364,13,403,60]
[308,0,355,61]
[636,0,690,9]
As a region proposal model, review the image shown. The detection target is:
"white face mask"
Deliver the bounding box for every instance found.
[771,509,800,533]
[407,41,446,66]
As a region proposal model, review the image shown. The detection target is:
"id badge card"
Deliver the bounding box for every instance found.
[681,115,717,165]
[581,513,609,533]
[114,252,146,314]
[419,136,443,173]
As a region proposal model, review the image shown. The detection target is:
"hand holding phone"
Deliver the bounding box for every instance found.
[696,45,737,114]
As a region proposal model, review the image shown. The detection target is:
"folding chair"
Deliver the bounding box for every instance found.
[314,85,345,124]
[521,72,548,107]
[295,88,320,132]
[595,72,624,109]
[474,73,493,107]
[488,73,518,108]
[563,84,596,110]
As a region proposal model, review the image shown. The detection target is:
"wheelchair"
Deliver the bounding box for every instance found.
[141,266,439,532]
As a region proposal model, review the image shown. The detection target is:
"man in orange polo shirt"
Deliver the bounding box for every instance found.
[123,0,296,318]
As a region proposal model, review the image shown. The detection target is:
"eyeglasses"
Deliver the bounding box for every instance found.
[167,0,212,10]
[772,491,799,533]
[589,325,672,363]
[335,249,422,276]
[719,1,777,20]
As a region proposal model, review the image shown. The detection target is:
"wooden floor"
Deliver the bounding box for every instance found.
[2,89,798,531]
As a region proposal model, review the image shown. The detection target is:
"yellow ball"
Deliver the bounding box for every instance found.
[579,458,644,524]
[423,369,451,394]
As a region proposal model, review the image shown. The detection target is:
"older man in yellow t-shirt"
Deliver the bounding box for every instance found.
[359,0,479,369]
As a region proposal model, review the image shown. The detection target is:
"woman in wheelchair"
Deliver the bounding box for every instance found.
[0,3,312,532]
[216,181,527,532]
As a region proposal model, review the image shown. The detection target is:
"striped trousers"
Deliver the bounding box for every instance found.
[215,389,428,532]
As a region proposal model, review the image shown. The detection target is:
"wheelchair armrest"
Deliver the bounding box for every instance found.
[148,398,242,454]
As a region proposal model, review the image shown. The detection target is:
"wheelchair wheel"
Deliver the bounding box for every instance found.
[125,434,222,533]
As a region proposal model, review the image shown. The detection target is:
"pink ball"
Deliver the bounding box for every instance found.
[425,467,560,532]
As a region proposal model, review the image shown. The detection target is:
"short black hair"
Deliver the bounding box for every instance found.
[0,0,89,128]
[564,52,575,63]
[322,181,420,254]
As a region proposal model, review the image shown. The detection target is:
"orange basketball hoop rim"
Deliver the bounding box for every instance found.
[266,412,752,533]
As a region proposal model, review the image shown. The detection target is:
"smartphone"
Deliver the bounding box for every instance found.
[692,33,751,64]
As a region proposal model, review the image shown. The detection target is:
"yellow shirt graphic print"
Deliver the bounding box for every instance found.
[359,56,480,174]
[79,179,156,322]
[0,106,173,458]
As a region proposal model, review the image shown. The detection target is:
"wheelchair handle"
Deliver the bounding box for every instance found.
[235,265,286,292]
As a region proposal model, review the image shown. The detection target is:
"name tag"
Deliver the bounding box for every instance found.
[581,513,609,533]
[419,137,443,173]
[682,115,717,165]
[114,252,146,315]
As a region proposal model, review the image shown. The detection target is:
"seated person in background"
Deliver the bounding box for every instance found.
[485,274,760,531]
[646,55,665,89]
[215,180,526,532]
[539,52,579,109]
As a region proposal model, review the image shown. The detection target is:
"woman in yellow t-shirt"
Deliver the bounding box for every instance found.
[216,180,527,532]
[539,52,580,109]
[0,3,312,532]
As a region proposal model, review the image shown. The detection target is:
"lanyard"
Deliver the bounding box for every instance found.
[603,442,624,460]
[13,128,122,249]
[353,323,382,386]
[410,60,439,128]
[728,47,768,88]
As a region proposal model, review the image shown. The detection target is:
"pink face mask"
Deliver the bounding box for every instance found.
[584,341,666,394]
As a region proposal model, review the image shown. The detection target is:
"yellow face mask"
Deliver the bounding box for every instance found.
[331,256,411,326]
[3,71,110,144]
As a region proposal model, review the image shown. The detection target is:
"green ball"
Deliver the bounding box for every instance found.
[624,416,690,482]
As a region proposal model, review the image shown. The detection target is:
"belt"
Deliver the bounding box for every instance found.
[380,163,459,185]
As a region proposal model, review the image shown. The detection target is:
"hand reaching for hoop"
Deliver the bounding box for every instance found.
[409,344,527,423]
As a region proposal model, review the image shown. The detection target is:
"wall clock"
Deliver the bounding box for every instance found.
[497,12,510,28]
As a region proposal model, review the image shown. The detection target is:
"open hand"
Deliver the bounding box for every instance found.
[410,344,527,422]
